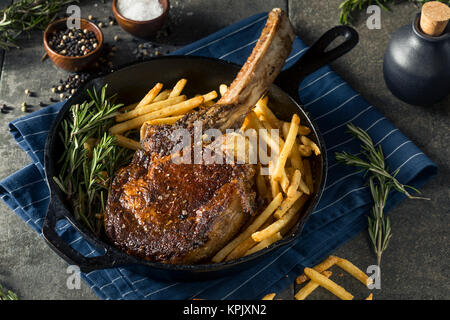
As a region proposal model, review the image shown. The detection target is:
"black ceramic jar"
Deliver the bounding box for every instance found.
[383,13,450,106]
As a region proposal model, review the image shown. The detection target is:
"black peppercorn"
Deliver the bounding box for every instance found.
[47,28,98,57]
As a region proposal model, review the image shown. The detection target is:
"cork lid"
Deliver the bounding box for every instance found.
[420,1,450,36]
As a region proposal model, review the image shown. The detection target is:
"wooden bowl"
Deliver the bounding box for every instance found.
[112,0,169,39]
[43,18,104,72]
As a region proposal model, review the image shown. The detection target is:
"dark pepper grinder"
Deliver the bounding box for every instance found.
[383,1,450,106]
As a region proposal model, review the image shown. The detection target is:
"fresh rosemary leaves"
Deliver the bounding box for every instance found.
[336,123,427,266]
[0,284,18,300]
[53,85,133,236]
[0,0,76,50]
[338,0,448,25]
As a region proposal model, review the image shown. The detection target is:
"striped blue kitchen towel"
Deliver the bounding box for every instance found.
[0,12,437,300]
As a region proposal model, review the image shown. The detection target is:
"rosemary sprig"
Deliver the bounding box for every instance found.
[336,123,428,266]
[0,284,18,300]
[0,0,76,50]
[53,85,134,236]
[338,0,448,25]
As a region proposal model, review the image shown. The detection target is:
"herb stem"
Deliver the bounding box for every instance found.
[54,85,134,236]
[0,284,18,300]
[336,123,427,267]
[0,0,77,50]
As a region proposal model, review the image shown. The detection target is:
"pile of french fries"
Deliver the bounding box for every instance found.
[111,79,321,261]
[212,84,320,262]
[262,255,374,300]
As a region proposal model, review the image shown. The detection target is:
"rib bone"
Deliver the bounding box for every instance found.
[178,8,295,132]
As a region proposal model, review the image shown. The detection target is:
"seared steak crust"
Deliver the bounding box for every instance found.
[105,149,256,264]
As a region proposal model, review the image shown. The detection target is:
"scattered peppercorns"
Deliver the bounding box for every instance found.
[51,73,90,98]
[21,102,28,113]
[133,42,167,60]
[1,104,12,114]
[47,28,98,57]
[107,16,117,26]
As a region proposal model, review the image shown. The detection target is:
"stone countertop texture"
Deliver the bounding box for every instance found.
[0,0,448,300]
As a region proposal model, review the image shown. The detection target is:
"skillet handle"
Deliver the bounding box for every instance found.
[276,25,358,99]
[42,196,125,273]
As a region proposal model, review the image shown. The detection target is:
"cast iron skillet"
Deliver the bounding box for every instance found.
[42,26,358,281]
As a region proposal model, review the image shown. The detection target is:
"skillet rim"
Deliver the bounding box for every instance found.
[43,55,328,272]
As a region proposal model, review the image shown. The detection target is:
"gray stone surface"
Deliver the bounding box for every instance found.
[0,0,448,300]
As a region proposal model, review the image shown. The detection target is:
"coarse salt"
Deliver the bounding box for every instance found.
[117,0,164,21]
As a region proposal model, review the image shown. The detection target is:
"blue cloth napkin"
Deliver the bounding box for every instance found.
[0,12,437,300]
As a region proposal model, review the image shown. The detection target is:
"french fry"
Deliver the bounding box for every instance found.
[256,113,267,123]
[110,96,203,134]
[295,270,332,300]
[137,83,163,108]
[258,120,289,196]
[279,168,291,193]
[301,136,321,156]
[268,161,280,198]
[240,115,251,131]
[170,92,215,116]
[262,293,276,300]
[140,122,148,142]
[304,268,354,300]
[203,100,215,107]
[139,116,183,141]
[245,232,282,256]
[298,177,310,195]
[282,123,304,173]
[254,96,282,129]
[284,121,311,136]
[252,114,288,188]
[287,170,301,197]
[153,89,171,102]
[273,191,302,220]
[298,144,312,157]
[248,112,282,154]
[212,193,283,262]
[298,125,311,136]
[219,84,228,97]
[296,255,339,284]
[270,178,280,199]
[365,293,373,300]
[114,134,141,150]
[281,122,291,140]
[119,102,139,113]
[225,236,257,261]
[120,89,170,113]
[252,195,306,242]
[279,205,301,235]
[225,211,276,261]
[143,116,183,126]
[303,159,314,192]
[201,90,218,103]
[335,257,374,286]
[272,114,300,182]
[116,95,186,122]
[168,78,187,98]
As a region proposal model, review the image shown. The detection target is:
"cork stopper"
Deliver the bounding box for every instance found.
[420,1,450,36]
